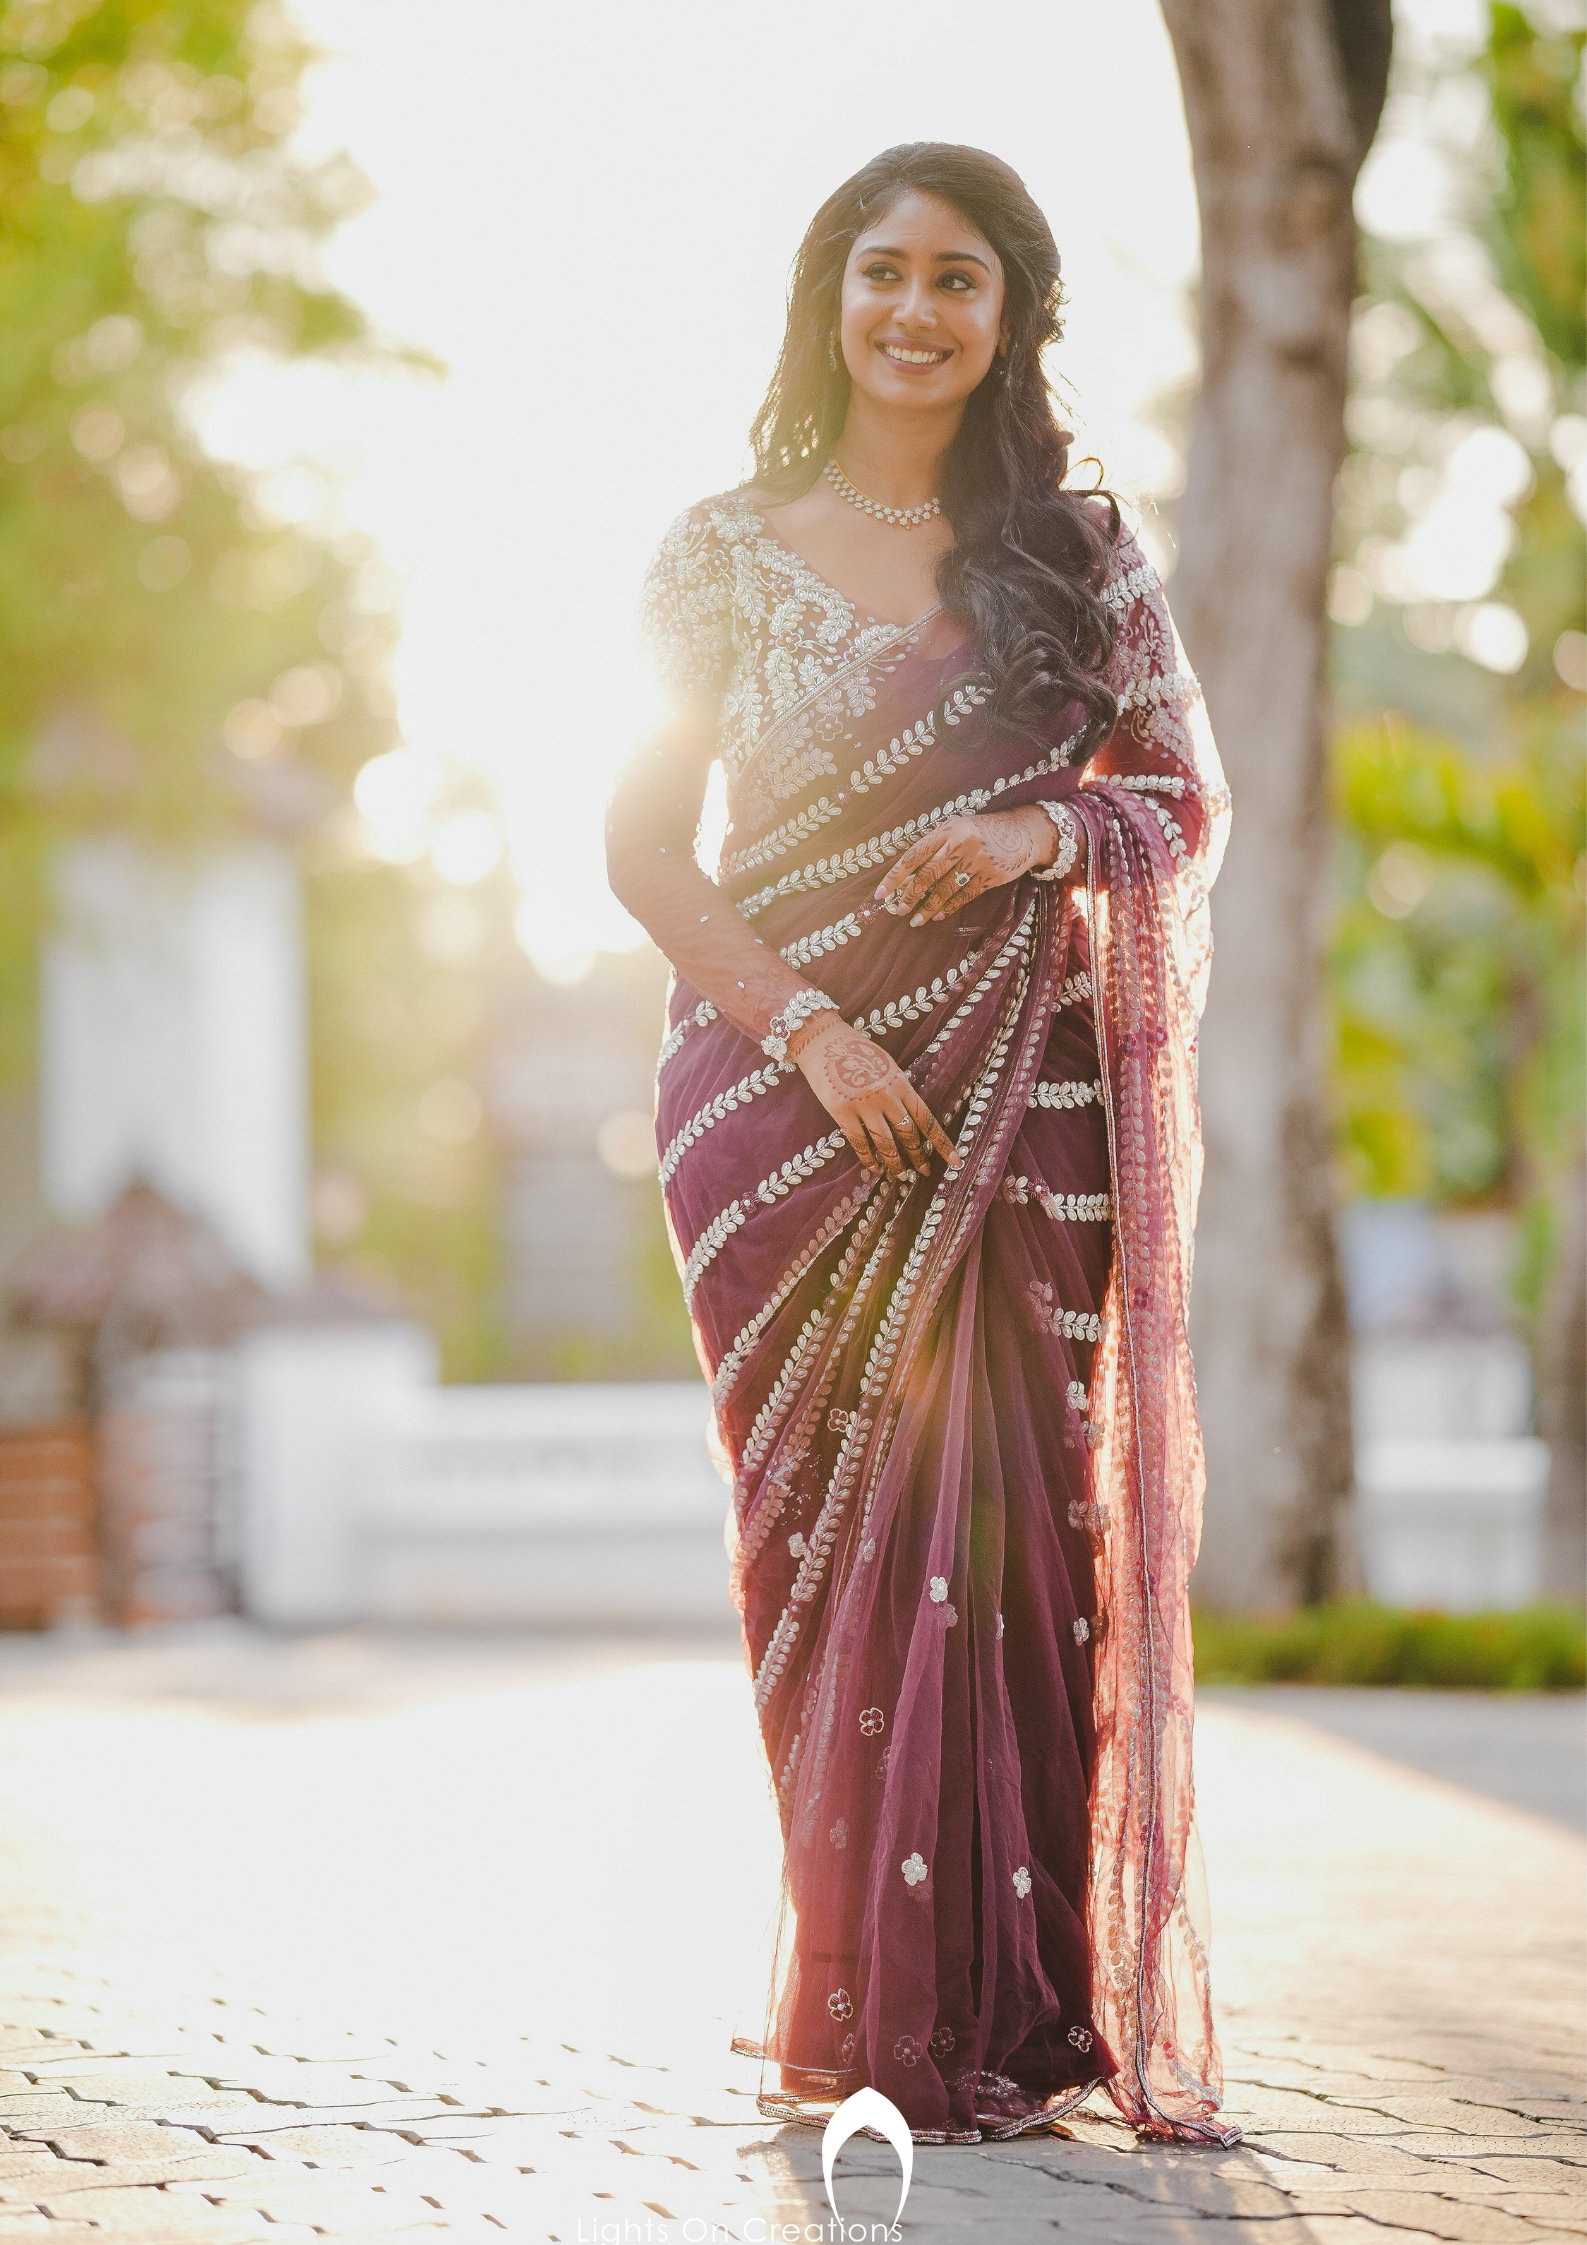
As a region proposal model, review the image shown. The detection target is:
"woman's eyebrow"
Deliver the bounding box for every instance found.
[855,242,993,274]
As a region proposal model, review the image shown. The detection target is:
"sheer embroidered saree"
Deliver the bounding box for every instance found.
[610,514,1235,2145]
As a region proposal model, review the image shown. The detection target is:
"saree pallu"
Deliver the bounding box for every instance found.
[654,586,1234,2146]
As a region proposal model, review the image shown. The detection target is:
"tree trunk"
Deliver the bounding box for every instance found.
[1538,1159,1587,1605]
[1158,0,1392,1608]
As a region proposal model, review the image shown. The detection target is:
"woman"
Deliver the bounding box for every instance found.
[606,142,1235,2147]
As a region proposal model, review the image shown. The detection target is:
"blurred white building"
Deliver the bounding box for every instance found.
[41,835,309,1289]
[1342,1201,1547,1612]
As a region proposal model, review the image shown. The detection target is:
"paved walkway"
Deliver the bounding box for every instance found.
[0,1623,1578,2243]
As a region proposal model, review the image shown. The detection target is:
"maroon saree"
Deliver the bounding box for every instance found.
[609,495,1235,2145]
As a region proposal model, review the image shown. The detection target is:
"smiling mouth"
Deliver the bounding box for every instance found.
[879,342,951,367]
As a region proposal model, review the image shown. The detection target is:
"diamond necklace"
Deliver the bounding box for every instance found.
[823,454,942,530]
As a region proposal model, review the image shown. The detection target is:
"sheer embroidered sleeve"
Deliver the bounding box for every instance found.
[606,504,818,1049]
[638,501,735,711]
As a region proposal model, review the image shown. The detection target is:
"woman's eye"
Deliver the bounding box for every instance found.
[862,263,899,282]
[940,272,974,292]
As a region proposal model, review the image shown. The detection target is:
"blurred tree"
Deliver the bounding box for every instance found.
[0,0,400,1078]
[0,0,525,1376]
[1327,2,1586,1596]
[1157,0,1394,1608]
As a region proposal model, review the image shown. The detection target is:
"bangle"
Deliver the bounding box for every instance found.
[1030,800,1079,883]
[761,988,838,1062]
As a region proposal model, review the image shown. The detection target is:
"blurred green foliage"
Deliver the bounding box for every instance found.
[1483,2,1586,373]
[0,0,529,1374]
[1329,3,1585,1331]
[0,0,401,1074]
[1332,712,1583,1222]
[1193,1600,1586,1690]
[302,851,511,1379]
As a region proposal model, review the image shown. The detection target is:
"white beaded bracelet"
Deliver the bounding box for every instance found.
[761,989,838,1062]
[1030,800,1080,884]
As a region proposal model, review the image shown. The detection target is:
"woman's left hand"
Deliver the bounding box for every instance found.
[874,806,1064,926]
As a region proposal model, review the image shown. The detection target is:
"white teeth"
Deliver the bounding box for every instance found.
[882,344,947,365]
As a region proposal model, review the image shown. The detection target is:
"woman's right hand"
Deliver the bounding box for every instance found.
[790,1014,961,1181]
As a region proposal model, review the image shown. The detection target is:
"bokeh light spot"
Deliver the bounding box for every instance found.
[597,1110,658,1180]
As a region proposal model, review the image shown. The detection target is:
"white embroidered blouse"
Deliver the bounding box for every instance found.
[638,490,926,780]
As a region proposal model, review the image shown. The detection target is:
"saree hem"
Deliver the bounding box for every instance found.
[752,2080,1113,2145]
[732,2034,1119,2143]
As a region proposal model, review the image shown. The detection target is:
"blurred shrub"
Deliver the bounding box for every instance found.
[1193,1601,1586,1689]
[1330,709,1584,1220]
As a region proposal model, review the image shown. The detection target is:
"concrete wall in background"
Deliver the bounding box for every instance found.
[41,837,309,1290]
[236,1359,731,1629]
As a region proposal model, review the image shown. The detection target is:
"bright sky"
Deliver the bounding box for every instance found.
[189,0,1501,975]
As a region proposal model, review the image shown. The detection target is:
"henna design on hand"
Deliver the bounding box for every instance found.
[828,1038,893,1093]
[793,1021,961,1176]
[978,816,1035,874]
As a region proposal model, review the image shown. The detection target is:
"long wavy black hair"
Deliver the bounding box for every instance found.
[749,142,1122,751]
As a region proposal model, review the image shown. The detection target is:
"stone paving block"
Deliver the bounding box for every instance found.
[487,2133,717,2197]
[1486,2194,1587,2232]
[1242,2133,1441,2177]
[1230,2046,1460,2087]
[208,2122,417,2162]
[133,2152,279,2192]
[1466,2157,1587,2186]
[290,2230,495,2244]
[304,2102,498,2137]
[582,2114,766,2171]
[12,2101,261,2134]
[166,2173,455,2223]
[869,2218,1061,2245]
[988,2140,1297,2215]
[0,2031,82,2060]
[407,2103,657,2149]
[0,2157,63,2187]
[0,2222,103,2240]
[1355,2095,1573,2137]
[1377,2040,1582,2088]
[193,2055,415,2101]
[27,2185,303,2239]
[24,2070,236,2109]
[1209,2084,1424,2134]
[0,2095,103,2122]
[1308,2191,1561,2239]
[1380,2133,1587,2163]
[24,2043,202,2070]
[1127,2223,1443,2245]
[322,2159,557,2220]
[25,2119,217,2160]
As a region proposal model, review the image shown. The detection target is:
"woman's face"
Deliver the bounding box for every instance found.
[837,189,1008,418]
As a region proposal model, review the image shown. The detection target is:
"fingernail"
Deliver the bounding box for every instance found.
[909,913,924,927]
